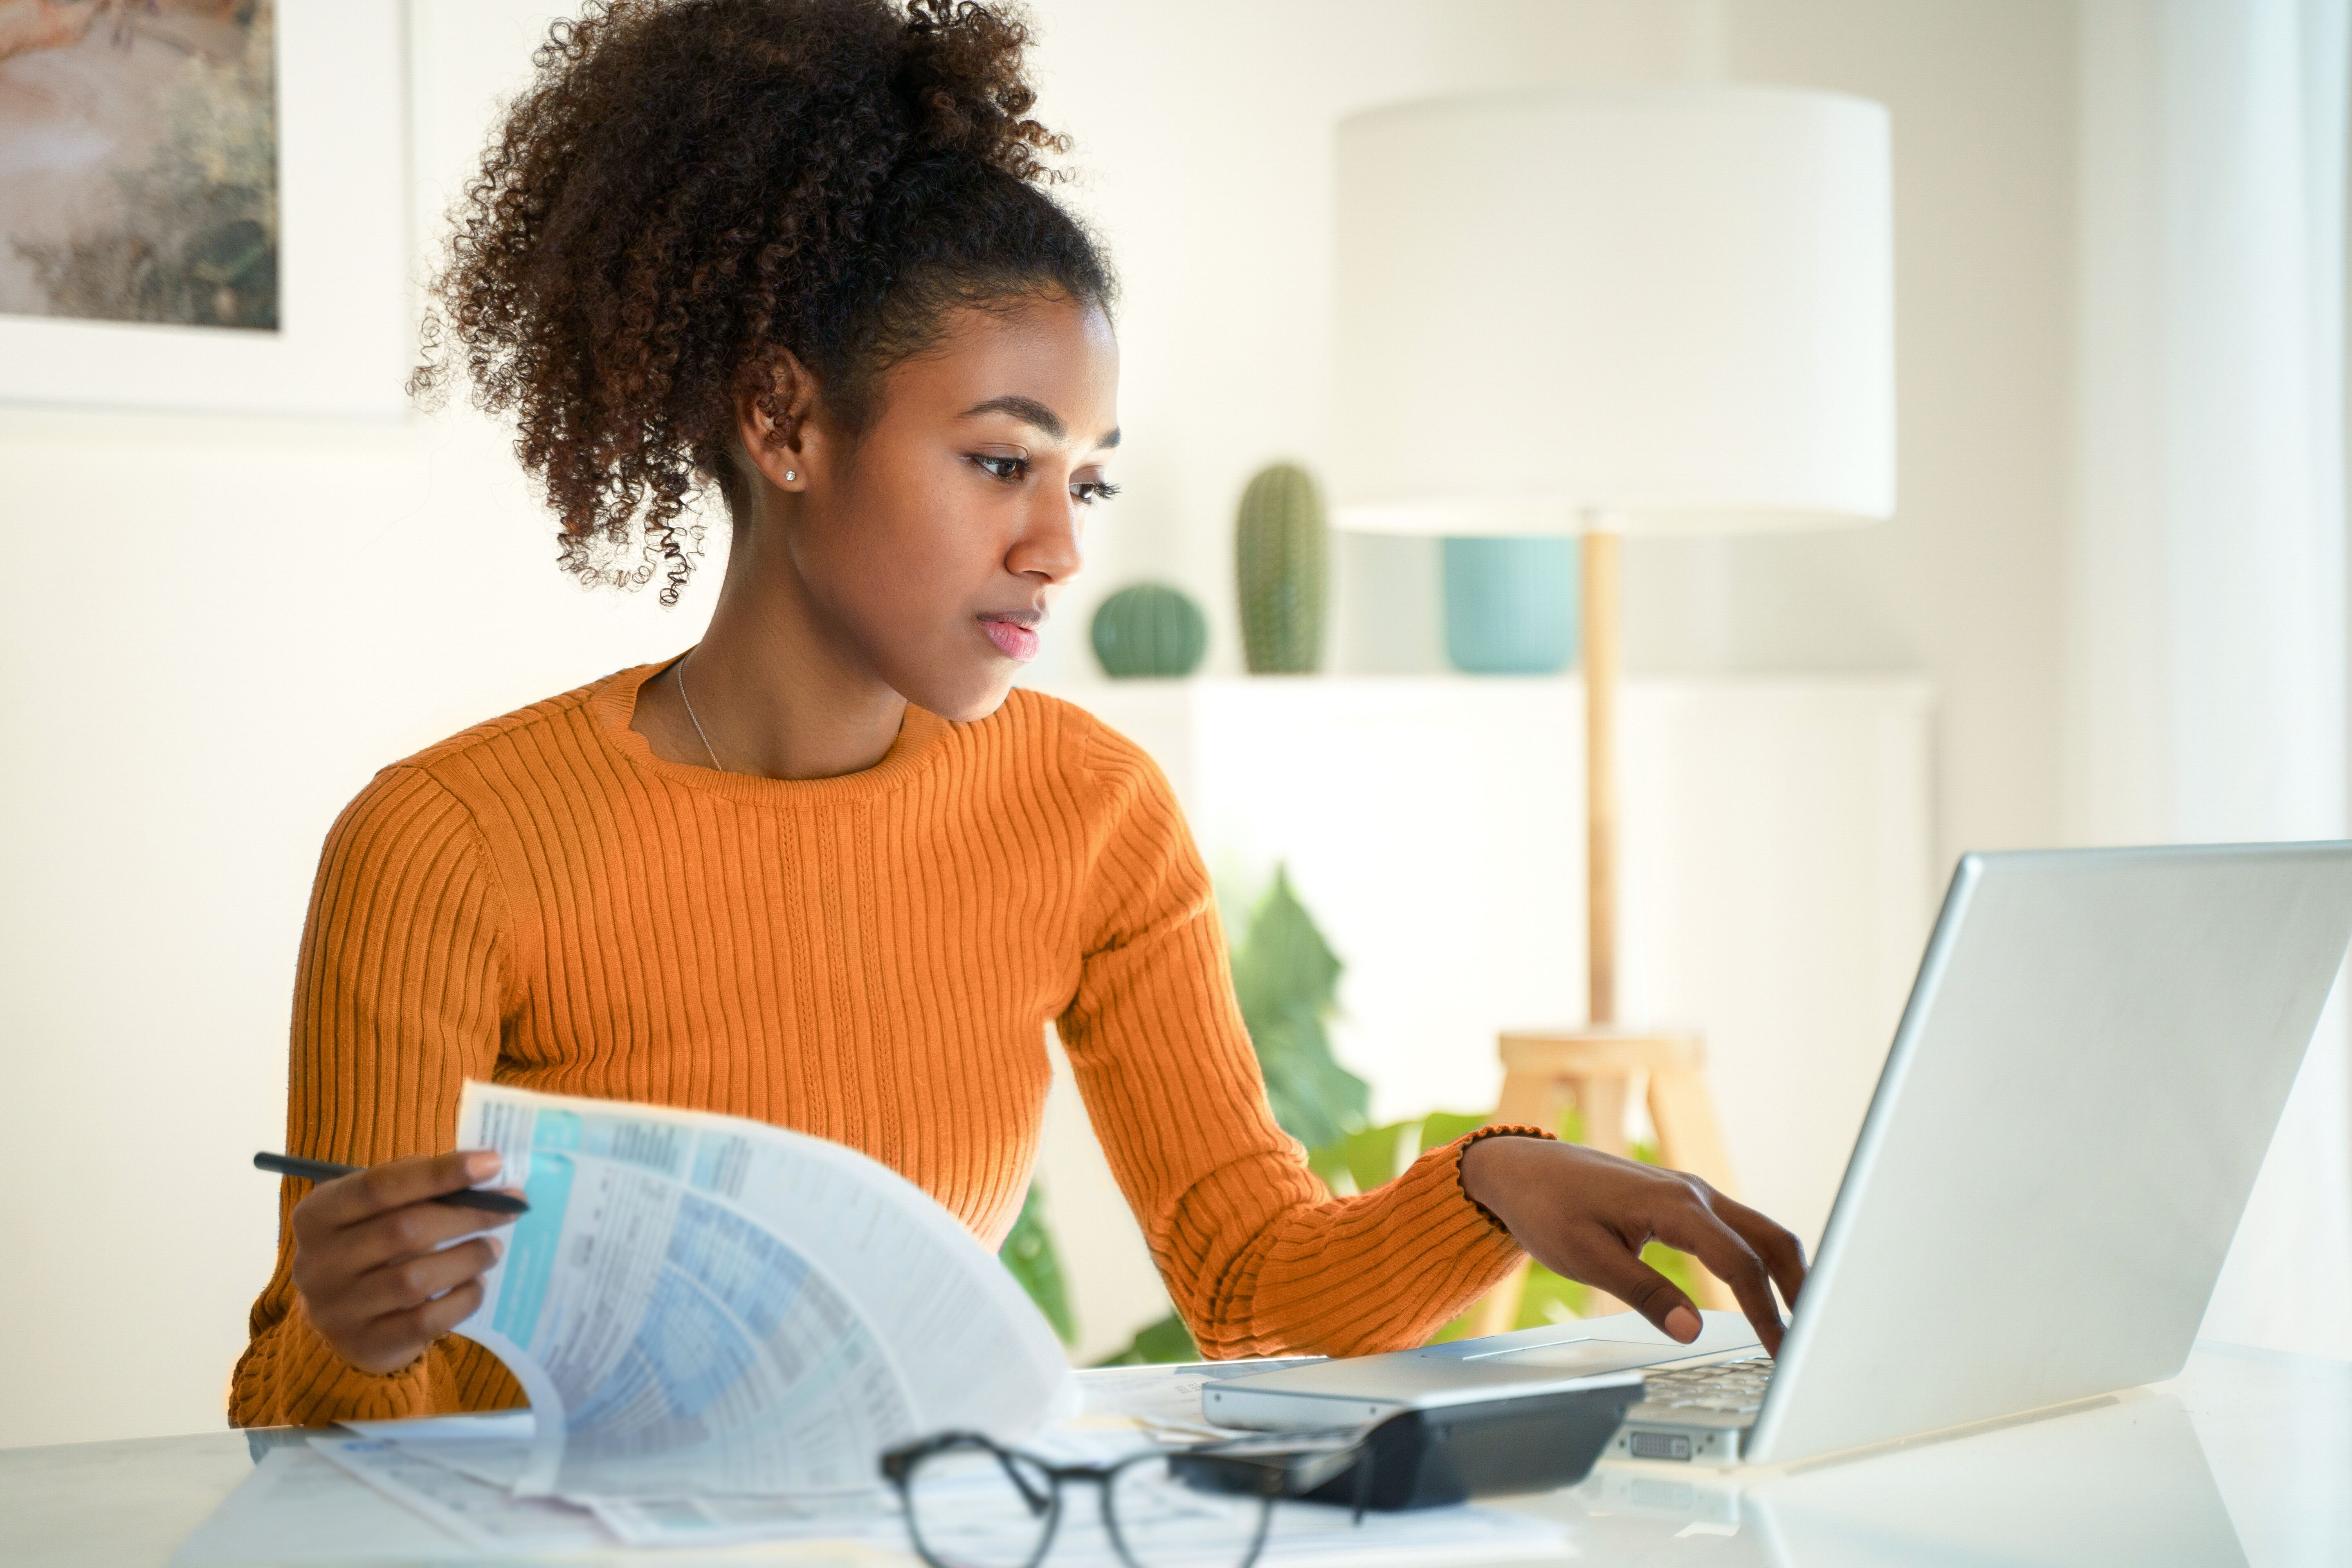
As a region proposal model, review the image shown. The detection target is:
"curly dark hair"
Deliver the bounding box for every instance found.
[410,0,1115,604]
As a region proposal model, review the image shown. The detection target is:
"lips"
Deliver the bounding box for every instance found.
[980,615,1042,661]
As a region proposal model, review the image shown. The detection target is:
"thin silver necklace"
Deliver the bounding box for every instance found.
[675,652,725,772]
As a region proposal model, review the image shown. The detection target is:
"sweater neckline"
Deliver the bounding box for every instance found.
[588,653,952,807]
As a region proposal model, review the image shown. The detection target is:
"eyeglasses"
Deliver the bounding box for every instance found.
[881,1431,1320,1568]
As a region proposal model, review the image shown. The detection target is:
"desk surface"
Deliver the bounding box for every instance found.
[4,1341,2344,1568]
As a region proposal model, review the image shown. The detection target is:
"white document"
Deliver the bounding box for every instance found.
[1076,1359,1328,1441]
[588,1490,905,1549]
[341,1411,534,1443]
[945,1427,1570,1568]
[341,1410,535,1489]
[309,1438,611,1552]
[338,1417,906,1550]
[176,1435,1563,1566]
[451,1080,1075,1499]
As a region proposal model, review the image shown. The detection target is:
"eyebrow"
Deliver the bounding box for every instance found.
[960,395,1121,450]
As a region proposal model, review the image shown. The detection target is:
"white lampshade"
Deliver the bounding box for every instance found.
[1332,85,1895,535]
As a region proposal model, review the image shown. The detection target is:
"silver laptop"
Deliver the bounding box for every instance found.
[1205,844,2352,1466]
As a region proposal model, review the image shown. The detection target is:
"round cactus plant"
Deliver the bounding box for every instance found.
[1091,582,1208,678]
[1236,462,1328,674]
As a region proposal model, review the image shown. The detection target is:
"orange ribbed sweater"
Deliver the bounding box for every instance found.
[231,659,1525,1427]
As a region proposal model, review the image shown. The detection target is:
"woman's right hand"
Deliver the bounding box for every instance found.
[288,1150,519,1375]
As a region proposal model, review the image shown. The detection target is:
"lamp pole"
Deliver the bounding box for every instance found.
[1582,520,1622,1027]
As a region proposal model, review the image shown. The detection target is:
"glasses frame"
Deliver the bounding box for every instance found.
[880,1431,1281,1568]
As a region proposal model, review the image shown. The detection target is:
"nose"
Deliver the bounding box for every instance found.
[1006,484,1085,586]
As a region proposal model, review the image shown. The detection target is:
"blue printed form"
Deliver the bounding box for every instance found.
[445,1081,1075,1500]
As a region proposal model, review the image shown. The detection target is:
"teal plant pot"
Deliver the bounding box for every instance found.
[1442,537,1580,674]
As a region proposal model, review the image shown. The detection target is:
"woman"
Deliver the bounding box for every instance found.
[233,0,1804,1427]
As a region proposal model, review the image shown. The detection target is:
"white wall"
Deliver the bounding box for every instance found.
[0,0,2081,1445]
[0,3,721,1450]
[2067,0,2352,1362]
[1031,0,2080,879]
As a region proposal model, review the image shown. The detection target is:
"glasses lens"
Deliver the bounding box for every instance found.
[1105,1454,1275,1568]
[904,1440,1058,1568]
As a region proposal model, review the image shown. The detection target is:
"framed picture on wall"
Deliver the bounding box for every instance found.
[0,0,410,419]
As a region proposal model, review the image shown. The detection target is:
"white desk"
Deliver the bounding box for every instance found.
[3,1342,2341,1567]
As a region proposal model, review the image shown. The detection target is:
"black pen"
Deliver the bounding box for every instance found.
[253,1152,530,1216]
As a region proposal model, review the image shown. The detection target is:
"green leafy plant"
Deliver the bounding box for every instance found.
[1229,867,1369,1152]
[1093,1312,1201,1367]
[999,1182,1077,1346]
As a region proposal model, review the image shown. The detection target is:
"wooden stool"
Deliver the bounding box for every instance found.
[1464,1027,1739,1336]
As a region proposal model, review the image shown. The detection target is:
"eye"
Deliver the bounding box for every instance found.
[971,453,1028,482]
[1071,479,1122,506]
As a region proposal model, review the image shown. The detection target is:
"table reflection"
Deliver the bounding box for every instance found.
[1534,1386,2247,1566]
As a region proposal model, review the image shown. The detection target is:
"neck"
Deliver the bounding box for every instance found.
[653,521,910,782]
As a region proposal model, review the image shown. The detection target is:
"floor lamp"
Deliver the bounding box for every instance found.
[1330,85,1896,1324]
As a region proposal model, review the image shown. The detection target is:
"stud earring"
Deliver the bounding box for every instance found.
[784,470,797,482]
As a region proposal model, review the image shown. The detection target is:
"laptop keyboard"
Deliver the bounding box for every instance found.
[1641,1355,1775,1415]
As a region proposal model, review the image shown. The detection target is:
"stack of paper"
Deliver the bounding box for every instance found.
[175,1084,1568,1563]
[448,1081,1075,1499]
[178,1407,1568,1565]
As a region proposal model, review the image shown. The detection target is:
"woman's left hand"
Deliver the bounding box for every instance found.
[1458,1134,1808,1355]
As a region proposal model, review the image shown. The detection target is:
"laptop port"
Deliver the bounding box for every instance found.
[1627,1431,1692,1461]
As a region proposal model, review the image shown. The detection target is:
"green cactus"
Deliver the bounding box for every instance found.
[1235,462,1329,674]
[1091,582,1208,678]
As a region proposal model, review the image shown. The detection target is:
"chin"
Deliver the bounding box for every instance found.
[905,666,1020,725]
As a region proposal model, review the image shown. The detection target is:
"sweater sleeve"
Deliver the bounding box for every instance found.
[1055,724,1530,1359]
[229,766,526,1426]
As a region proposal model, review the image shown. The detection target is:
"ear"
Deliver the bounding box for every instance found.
[734,350,827,494]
